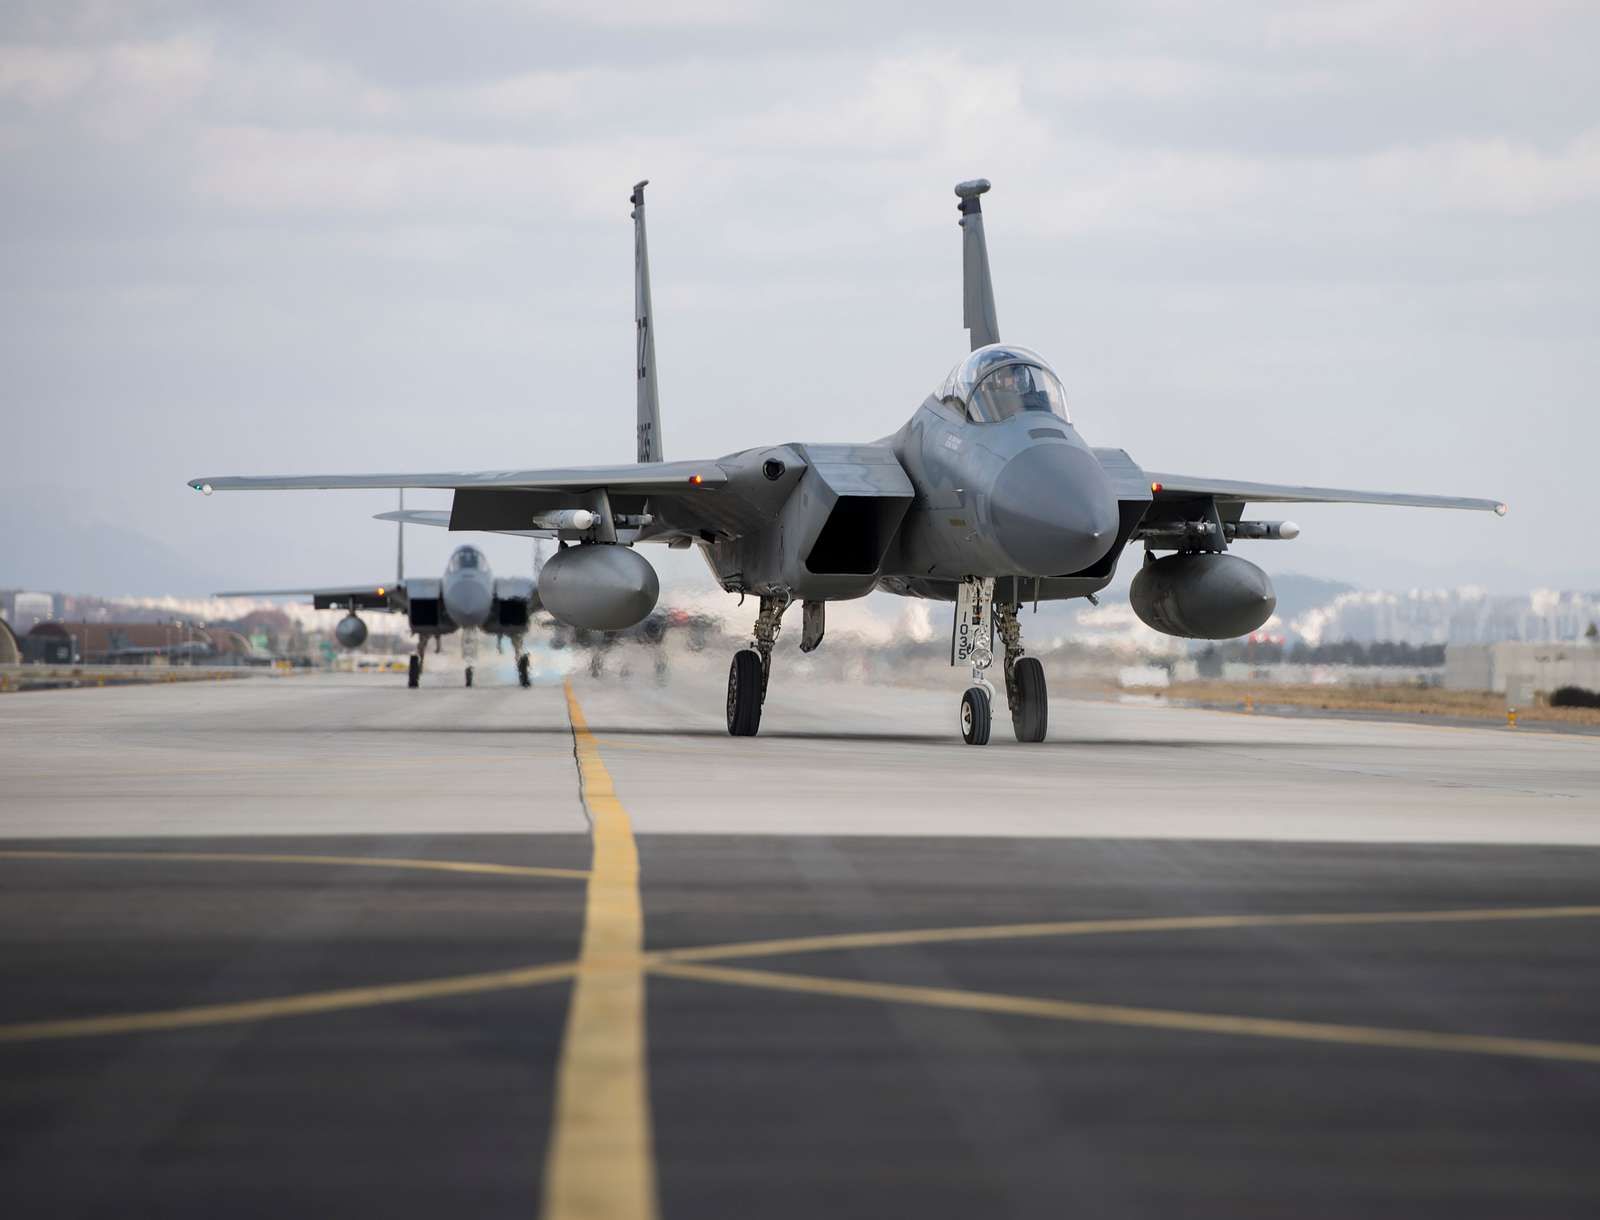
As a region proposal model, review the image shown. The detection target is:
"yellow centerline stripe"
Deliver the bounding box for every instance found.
[652,960,1600,1066]
[0,961,579,1044]
[0,850,588,882]
[658,904,1600,965]
[541,684,657,1220]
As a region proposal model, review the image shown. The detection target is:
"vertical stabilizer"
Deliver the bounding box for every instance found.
[396,488,405,584]
[956,179,1000,351]
[631,180,664,463]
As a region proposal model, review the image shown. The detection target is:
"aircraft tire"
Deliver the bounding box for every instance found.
[960,686,992,746]
[517,656,531,688]
[1011,657,1047,742]
[727,649,763,737]
[407,656,421,688]
[465,666,474,688]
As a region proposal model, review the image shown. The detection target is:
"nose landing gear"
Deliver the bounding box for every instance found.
[954,577,997,745]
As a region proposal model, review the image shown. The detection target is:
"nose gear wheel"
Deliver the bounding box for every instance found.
[960,686,992,745]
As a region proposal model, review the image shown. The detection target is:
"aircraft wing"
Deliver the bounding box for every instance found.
[189,461,726,494]
[214,585,400,611]
[190,457,759,542]
[1145,473,1506,515]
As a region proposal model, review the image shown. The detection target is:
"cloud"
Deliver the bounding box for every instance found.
[0,35,212,139]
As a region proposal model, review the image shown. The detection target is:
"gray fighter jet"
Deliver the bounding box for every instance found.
[191,178,1504,743]
[218,504,537,688]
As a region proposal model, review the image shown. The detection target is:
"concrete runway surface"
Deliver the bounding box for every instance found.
[2,667,1599,1218]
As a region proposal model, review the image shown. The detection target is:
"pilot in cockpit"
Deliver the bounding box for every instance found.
[986,364,1051,416]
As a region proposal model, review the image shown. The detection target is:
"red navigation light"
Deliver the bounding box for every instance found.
[1150,482,1163,494]
[689,474,704,486]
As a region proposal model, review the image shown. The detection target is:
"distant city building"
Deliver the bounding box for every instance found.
[1293,589,1600,647]
[12,592,53,630]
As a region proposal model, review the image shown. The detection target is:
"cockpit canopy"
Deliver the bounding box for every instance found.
[937,345,1070,424]
[448,546,485,572]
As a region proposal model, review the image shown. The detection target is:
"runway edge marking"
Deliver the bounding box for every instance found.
[0,961,579,1044]
[542,683,658,1220]
[0,850,587,882]
[653,962,1600,1066]
[657,905,1600,964]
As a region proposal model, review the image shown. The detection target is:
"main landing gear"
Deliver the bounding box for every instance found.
[407,654,422,688]
[997,602,1047,742]
[727,592,790,737]
[506,632,531,688]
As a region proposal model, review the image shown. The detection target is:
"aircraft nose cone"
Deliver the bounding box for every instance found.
[444,577,492,627]
[990,442,1120,576]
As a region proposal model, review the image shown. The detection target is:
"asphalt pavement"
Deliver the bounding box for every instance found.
[2,664,1598,1218]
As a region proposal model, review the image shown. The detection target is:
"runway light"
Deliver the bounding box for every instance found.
[1150,482,1163,494]
[376,587,386,597]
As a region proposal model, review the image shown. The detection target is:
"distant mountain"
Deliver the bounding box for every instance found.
[0,499,224,598]
[1264,572,1359,625]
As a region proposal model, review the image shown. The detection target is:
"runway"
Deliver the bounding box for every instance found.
[3,668,1599,1217]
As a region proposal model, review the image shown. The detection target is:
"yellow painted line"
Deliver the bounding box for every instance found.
[653,961,1600,1066]
[0,849,587,882]
[541,684,656,1220]
[0,960,579,1044]
[659,904,1600,966]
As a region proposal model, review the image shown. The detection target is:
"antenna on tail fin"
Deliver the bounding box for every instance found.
[631,180,664,463]
[956,179,1000,350]
[396,488,405,584]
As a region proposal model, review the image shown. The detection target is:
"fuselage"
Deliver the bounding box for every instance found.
[886,395,1118,580]
[682,343,1128,605]
[441,545,494,629]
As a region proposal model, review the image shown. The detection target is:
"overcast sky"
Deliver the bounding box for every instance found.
[3,0,1596,598]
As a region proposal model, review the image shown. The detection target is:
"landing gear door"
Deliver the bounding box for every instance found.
[951,578,994,667]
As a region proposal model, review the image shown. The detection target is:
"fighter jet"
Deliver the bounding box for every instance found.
[217,501,537,688]
[190,178,1504,743]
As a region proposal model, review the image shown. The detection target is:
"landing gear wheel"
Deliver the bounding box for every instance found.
[407,655,421,688]
[727,649,763,737]
[1011,656,1047,743]
[464,666,474,688]
[517,655,531,688]
[960,686,992,746]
